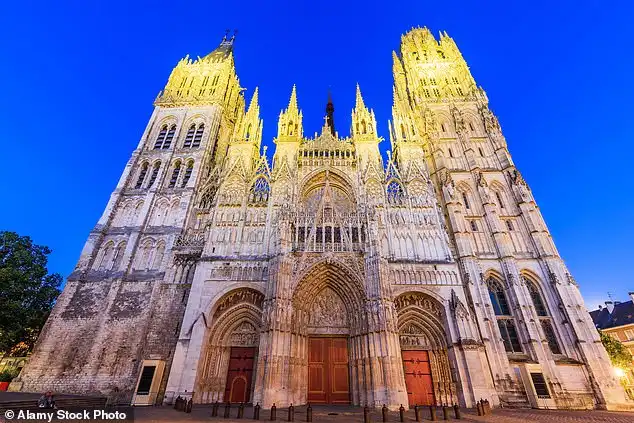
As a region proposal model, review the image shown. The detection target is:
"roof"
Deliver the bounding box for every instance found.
[590,300,634,330]
[202,36,234,62]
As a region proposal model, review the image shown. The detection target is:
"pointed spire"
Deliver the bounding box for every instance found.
[288,84,298,111]
[247,87,259,113]
[355,83,366,111]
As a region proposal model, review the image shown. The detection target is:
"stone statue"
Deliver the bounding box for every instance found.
[442,175,456,201]
[477,173,491,202]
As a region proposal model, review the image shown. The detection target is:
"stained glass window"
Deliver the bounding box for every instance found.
[488,279,510,316]
[387,180,405,205]
[249,177,270,204]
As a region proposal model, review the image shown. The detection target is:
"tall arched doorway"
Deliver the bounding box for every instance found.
[291,259,367,405]
[395,292,456,406]
[194,288,264,403]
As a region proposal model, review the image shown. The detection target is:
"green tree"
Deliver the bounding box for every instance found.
[0,231,62,356]
[599,330,633,369]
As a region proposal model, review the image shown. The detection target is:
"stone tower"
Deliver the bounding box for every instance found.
[15,29,630,411]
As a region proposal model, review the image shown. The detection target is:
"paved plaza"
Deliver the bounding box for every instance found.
[127,405,633,423]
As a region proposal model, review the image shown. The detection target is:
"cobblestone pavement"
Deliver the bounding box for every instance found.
[129,404,634,423]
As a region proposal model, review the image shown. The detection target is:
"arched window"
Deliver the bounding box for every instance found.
[183,124,196,148]
[361,120,367,134]
[488,279,510,316]
[112,242,126,271]
[497,320,522,353]
[461,192,470,209]
[152,242,165,270]
[541,320,562,355]
[387,180,405,205]
[97,242,114,270]
[147,162,161,188]
[488,277,523,354]
[495,191,505,208]
[246,123,252,139]
[469,220,478,231]
[249,177,270,204]
[168,161,181,188]
[288,121,294,136]
[525,279,548,317]
[163,125,176,149]
[505,220,514,231]
[181,161,194,187]
[153,125,168,149]
[192,124,204,147]
[135,162,149,189]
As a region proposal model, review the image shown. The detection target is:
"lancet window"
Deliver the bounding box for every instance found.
[147,162,161,188]
[488,277,522,353]
[524,276,562,355]
[192,123,204,147]
[168,161,181,188]
[154,124,176,150]
[135,162,149,189]
[181,161,194,187]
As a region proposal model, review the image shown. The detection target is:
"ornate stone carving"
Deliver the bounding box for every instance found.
[307,288,348,329]
[213,288,264,319]
[399,323,432,348]
[229,321,259,347]
[510,169,531,201]
[394,292,442,317]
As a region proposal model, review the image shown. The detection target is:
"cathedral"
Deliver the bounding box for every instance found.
[15,28,631,410]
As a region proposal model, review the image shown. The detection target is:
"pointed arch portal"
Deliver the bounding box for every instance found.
[395,292,455,406]
[290,259,367,405]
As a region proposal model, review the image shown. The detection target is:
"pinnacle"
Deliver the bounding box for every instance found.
[288,84,298,110]
[247,87,259,113]
[355,83,366,111]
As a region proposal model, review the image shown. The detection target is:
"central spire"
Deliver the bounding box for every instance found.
[325,91,335,136]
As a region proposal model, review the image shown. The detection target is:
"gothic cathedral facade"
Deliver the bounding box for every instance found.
[16,28,630,410]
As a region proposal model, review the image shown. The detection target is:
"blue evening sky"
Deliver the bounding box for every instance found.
[1,1,632,309]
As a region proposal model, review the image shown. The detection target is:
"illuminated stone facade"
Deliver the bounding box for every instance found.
[15,29,631,410]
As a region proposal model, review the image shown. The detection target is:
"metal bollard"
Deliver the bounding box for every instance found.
[453,404,461,420]
[254,403,261,420]
[382,404,388,422]
[212,401,219,417]
[363,405,370,423]
[306,403,312,422]
[414,405,421,422]
[476,401,483,416]
[288,403,294,422]
[238,402,244,419]
[270,403,277,421]
[442,404,450,420]
[429,405,437,421]
[224,402,231,418]
[399,404,406,422]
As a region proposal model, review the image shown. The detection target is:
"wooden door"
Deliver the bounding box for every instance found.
[224,347,255,403]
[402,350,435,406]
[308,337,350,404]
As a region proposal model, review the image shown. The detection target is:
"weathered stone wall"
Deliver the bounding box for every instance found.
[17,279,188,401]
